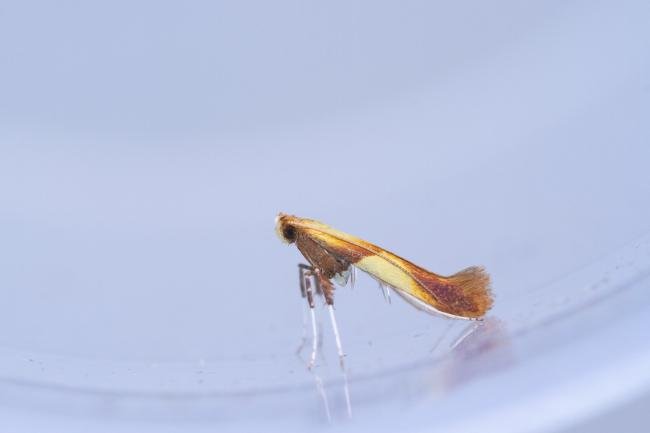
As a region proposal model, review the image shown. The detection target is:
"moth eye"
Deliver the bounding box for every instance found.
[283,225,296,241]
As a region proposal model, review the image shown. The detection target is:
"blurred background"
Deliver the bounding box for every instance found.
[1,1,650,432]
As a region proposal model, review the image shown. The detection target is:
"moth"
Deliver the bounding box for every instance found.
[275,213,493,367]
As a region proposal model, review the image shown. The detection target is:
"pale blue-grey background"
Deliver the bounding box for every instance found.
[1,1,650,432]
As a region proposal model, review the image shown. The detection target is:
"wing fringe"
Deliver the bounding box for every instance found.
[444,266,493,317]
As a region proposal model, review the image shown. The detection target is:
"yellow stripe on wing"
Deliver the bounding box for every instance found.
[297,220,437,300]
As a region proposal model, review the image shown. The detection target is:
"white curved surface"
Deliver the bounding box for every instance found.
[1,1,649,432]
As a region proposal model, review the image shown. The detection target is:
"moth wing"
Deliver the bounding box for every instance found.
[301,226,492,318]
[390,285,479,320]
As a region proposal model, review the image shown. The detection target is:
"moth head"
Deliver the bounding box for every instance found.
[275,212,297,244]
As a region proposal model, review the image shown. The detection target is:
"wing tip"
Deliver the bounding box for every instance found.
[446,266,493,317]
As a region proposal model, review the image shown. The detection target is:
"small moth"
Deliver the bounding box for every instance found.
[275,213,493,367]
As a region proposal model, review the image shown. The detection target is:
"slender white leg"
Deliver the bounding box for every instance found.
[341,367,353,418]
[379,281,392,304]
[307,307,319,369]
[298,264,320,369]
[326,304,352,417]
[296,264,311,357]
[349,266,356,289]
[451,322,480,350]
[327,304,345,368]
[316,314,324,350]
[313,373,332,422]
[429,320,455,354]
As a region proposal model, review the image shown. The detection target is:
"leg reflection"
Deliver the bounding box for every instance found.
[308,362,353,421]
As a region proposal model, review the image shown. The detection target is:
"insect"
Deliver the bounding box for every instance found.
[275,213,493,368]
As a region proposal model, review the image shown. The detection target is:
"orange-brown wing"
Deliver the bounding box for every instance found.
[295,218,492,319]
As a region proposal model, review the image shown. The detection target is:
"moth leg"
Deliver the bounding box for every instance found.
[312,267,324,296]
[429,320,455,354]
[314,272,351,413]
[327,304,346,369]
[450,321,481,350]
[306,278,320,369]
[305,270,325,349]
[312,268,334,305]
[371,276,392,304]
[315,270,346,369]
[379,281,392,304]
[295,265,310,355]
[313,373,332,423]
[298,263,309,298]
[298,264,319,369]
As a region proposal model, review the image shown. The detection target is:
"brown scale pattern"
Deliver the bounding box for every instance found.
[278,213,492,318]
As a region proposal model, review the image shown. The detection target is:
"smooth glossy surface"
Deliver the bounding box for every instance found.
[1,1,650,432]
